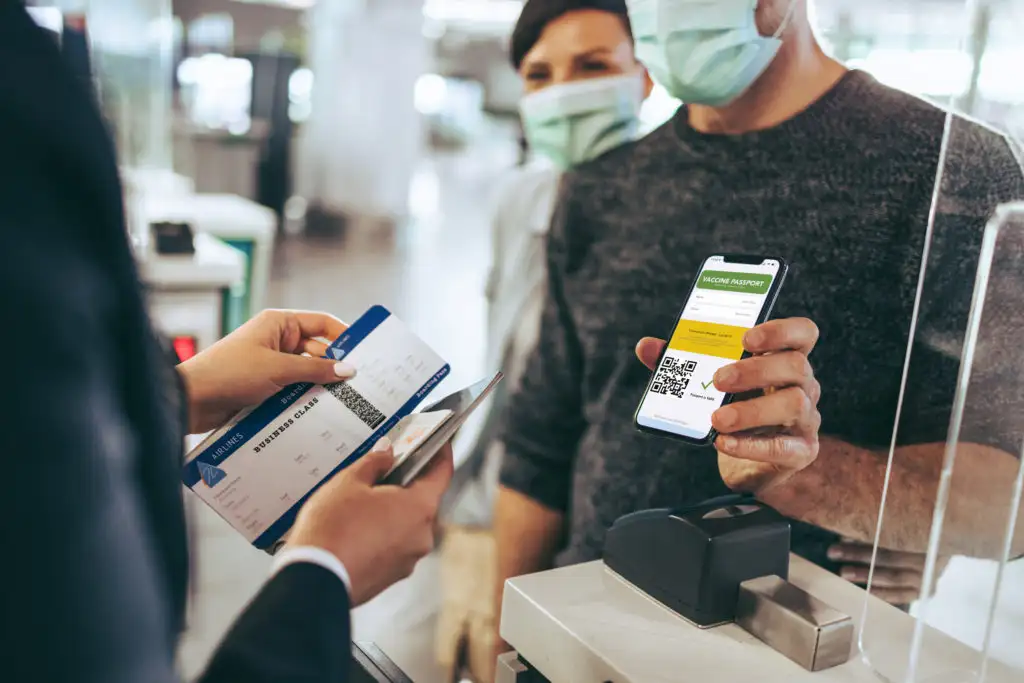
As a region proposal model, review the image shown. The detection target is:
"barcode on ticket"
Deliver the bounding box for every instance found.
[325,382,387,429]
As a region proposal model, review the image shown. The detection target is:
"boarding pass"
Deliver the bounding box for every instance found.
[181,305,450,551]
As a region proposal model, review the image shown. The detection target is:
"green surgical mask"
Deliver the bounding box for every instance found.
[519,74,645,169]
[627,0,796,106]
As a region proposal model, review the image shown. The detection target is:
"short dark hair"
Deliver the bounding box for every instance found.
[509,0,634,70]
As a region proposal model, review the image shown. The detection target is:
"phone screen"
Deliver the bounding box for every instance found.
[635,256,783,442]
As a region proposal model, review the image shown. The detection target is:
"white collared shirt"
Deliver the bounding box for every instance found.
[271,545,352,595]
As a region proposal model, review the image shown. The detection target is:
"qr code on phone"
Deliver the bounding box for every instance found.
[650,357,698,398]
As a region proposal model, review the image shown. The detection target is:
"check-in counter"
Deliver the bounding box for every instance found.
[498,555,1020,683]
[128,170,276,334]
[142,192,276,332]
[138,232,246,358]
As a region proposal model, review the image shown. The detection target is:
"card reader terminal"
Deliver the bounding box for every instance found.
[603,494,791,628]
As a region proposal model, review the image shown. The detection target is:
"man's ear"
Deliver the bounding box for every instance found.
[641,67,655,99]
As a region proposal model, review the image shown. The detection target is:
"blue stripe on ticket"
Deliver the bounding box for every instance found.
[252,361,449,549]
[182,305,393,489]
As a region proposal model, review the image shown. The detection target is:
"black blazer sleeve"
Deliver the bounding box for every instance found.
[200,563,353,683]
[0,82,182,683]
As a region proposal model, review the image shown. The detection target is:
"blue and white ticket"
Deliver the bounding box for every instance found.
[181,305,450,550]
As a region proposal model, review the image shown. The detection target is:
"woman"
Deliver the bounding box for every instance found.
[1,7,451,682]
[435,1,652,680]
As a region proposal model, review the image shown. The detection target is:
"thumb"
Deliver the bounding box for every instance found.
[635,337,667,371]
[272,353,357,386]
[346,438,396,484]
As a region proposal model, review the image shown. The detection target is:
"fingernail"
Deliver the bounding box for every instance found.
[744,328,764,349]
[828,547,843,561]
[334,362,356,379]
[715,366,737,388]
[718,435,738,451]
[715,406,737,429]
[841,568,857,581]
[371,436,392,453]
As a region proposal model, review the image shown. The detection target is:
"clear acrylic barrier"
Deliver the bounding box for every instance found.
[857,1,1024,678]
[858,202,1024,683]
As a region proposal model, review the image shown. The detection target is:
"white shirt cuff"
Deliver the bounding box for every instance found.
[271,545,352,596]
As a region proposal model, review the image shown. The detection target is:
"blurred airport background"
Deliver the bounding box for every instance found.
[21,0,1024,681]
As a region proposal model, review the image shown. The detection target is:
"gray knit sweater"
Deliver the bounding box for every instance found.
[499,70,1024,572]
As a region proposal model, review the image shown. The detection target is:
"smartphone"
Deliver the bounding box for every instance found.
[381,372,503,486]
[634,254,788,445]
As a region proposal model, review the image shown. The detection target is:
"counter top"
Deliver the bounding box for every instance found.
[138,233,245,290]
[501,556,1018,683]
[140,193,277,240]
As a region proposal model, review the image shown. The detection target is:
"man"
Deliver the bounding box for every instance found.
[494,0,1024,643]
[437,2,652,678]
[0,6,451,682]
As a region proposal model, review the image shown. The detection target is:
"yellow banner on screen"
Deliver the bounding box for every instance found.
[669,320,747,360]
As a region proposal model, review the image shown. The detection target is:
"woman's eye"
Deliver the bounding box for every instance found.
[580,60,612,73]
[525,70,549,82]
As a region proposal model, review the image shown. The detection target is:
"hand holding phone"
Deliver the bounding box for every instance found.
[288,437,454,606]
[634,255,821,491]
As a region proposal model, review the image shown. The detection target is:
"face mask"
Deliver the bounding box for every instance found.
[519,74,645,169]
[627,0,796,106]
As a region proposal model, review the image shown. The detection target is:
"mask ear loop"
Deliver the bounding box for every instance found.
[771,0,799,39]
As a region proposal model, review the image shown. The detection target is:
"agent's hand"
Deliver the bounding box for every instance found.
[828,539,950,606]
[290,438,455,606]
[635,317,821,493]
[177,309,356,434]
